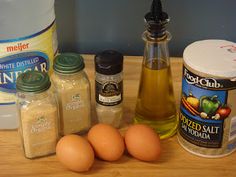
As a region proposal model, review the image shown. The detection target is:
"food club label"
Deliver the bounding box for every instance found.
[179,67,233,148]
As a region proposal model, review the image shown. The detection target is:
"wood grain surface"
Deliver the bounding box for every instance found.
[0,55,235,177]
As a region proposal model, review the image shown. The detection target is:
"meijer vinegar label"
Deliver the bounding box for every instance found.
[0,21,58,104]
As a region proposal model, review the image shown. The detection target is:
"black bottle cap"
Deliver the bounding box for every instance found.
[144,0,169,38]
[95,50,123,75]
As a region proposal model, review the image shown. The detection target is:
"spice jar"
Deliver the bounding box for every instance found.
[95,50,123,128]
[51,53,92,136]
[16,71,59,159]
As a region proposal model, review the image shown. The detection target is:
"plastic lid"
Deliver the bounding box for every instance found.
[95,50,123,75]
[16,71,51,93]
[183,40,236,78]
[53,53,85,74]
[144,0,169,38]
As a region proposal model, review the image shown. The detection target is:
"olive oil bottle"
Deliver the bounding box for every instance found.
[134,0,178,139]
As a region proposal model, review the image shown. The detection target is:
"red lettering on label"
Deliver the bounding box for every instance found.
[6,43,29,52]
[220,45,236,49]
[220,45,236,53]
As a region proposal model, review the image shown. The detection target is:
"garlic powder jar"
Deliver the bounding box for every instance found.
[51,53,92,136]
[16,71,59,159]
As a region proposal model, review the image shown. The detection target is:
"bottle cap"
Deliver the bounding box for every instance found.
[53,53,85,74]
[95,50,123,75]
[16,71,51,93]
[144,0,169,38]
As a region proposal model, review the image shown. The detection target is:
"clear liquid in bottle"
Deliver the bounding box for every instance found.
[134,0,178,139]
[134,58,178,139]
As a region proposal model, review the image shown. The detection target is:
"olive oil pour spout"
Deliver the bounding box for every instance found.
[144,0,169,38]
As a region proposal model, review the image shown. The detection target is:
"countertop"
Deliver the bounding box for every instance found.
[0,55,235,177]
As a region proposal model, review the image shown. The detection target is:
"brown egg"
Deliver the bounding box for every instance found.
[56,135,94,172]
[125,124,161,162]
[88,123,125,161]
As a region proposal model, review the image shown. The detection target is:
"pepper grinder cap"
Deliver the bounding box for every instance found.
[95,50,123,75]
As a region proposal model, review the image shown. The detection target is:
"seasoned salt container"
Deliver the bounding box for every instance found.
[178,40,236,157]
[51,53,92,136]
[16,71,59,159]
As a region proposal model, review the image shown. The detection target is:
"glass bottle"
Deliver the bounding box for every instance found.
[95,50,123,128]
[51,53,92,136]
[134,0,178,139]
[16,71,59,159]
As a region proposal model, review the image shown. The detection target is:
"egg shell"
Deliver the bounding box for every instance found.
[56,135,94,172]
[125,124,161,162]
[88,123,125,161]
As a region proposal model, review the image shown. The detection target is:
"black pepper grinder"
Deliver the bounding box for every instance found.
[134,0,178,139]
[94,50,124,128]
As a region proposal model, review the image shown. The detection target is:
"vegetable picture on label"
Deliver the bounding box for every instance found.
[181,93,200,116]
[181,92,231,120]
[216,105,231,119]
[199,95,220,117]
[186,93,199,110]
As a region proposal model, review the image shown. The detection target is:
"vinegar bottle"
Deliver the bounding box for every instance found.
[134,0,178,139]
[0,0,57,129]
